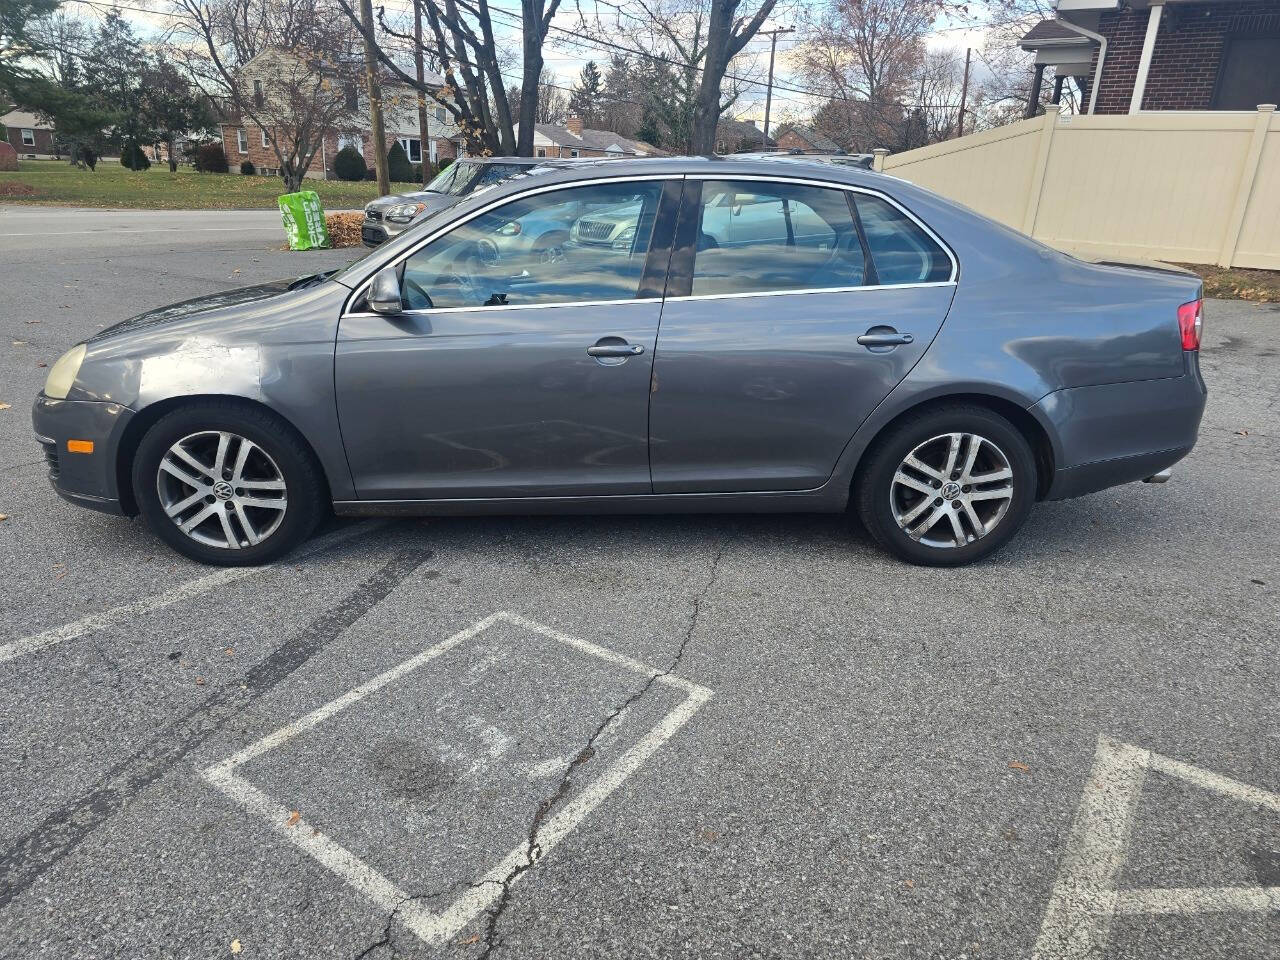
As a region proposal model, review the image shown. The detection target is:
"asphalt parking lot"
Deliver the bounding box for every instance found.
[1,204,1278,959]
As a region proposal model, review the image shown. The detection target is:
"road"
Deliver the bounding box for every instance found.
[1,206,1278,960]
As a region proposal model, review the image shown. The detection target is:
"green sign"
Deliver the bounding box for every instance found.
[278,190,331,250]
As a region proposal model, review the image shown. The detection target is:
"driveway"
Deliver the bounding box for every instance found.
[1,208,1277,959]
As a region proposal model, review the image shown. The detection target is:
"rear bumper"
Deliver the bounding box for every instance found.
[1035,361,1207,501]
[31,394,134,516]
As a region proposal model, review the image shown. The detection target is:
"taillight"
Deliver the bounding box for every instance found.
[1177,298,1203,351]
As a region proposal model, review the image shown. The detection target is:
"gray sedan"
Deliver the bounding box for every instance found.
[33,157,1206,566]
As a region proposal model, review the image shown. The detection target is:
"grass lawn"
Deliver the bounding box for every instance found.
[0,159,420,210]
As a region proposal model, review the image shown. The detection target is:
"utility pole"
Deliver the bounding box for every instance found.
[759,26,794,150]
[413,0,430,185]
[359,0,390,196]
[956,47,972,139]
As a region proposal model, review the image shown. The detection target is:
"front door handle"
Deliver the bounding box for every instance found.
[587,342,644,358]
[857,331,914,347]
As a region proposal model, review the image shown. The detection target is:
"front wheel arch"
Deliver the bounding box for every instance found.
[115,395,331,516]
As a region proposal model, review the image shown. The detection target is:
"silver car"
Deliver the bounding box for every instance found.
[361,156,547,247]
[34,157,1206,567]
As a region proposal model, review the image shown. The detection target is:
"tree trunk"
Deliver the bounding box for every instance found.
[414,0,431,182]
[167,137,178,173]
[360,0,391,194]
[517,2,543,156]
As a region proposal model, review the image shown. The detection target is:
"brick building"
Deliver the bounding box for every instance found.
[515,116,664,158]
[2,110,57,159]
[1019,0,1280,116]
[772,124,842,154]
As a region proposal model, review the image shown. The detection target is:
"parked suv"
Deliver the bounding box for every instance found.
[361,156,548,247]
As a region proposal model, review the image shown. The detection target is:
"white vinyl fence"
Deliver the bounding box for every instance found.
[873,104,1280,270]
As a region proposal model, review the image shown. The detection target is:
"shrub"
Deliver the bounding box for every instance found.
[240,159,256,175]
[410,162,422,183]
[193,141,228,173]
[365,166,376,180]
[387,141,413,183]
[121,140,151,171]
[438,156,453,171]
[333,145,366,181]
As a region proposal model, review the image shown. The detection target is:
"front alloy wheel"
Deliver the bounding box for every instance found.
[133,401,325,566]
[157,431,288,549]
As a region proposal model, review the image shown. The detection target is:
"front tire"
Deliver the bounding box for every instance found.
[132,401,326,566]
[855,404,1037,567]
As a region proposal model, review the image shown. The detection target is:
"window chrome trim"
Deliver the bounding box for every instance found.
[665,280,956,304]
[339,170,958,318]
[343,296,665,320]
[683,172,959,285]
[340,173,676,317]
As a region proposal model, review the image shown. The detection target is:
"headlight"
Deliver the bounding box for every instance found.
[44,343,87,399]
[612,225,637,250]
[385,202,426,224]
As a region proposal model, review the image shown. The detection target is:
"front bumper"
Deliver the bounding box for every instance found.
[361,215,410,248]
[31,394,135,516]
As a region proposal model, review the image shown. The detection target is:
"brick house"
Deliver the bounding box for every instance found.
[772,124,842,154]
[515,116,664,158]
[1019,0,1280,116]
[2,109,57,159]
[218,49,461,180]
[714,118,774,154]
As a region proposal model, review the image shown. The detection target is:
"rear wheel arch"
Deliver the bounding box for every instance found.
[851,392,1057,502]
[115,395,332,515]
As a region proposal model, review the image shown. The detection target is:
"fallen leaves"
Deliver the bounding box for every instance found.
[1008,761,1031,774]
[0,514,8,522]
[1235,429,1250,436]
[0,402,12,411]
[458,933,481,946]
[326,212,364,248]
[230,939,243,954]
[286,810,301,828]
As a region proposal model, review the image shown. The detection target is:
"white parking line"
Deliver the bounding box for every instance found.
[0,521,386,667]
[201,611,714,947]
[1034,735,1280,960]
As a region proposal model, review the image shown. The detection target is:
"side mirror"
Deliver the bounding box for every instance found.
[367,266,403,315]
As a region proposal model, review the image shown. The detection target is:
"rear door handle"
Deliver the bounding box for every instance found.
[857,332,914,347]
[587,343,644,357]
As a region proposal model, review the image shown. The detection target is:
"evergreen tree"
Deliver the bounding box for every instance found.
[568,61,603,126]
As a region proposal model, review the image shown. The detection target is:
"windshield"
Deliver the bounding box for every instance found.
[425,161,528,196]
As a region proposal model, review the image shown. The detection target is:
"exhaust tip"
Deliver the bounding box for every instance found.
[1143,469,1173,484]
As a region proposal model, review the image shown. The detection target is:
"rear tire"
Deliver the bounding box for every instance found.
[855,404,1036,567]
[132,401,326,566]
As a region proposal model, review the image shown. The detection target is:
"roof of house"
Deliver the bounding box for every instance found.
[716,117,773,147]
[1,110,53,131]
[773,124,841,152]
[519,123,666,156]
[1020,19,1096,48]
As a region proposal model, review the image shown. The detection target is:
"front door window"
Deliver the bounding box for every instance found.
[399,181,665,311]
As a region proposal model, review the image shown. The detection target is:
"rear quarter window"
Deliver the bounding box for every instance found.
[854,194,953,285]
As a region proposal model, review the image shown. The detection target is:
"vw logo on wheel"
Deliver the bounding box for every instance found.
[212,480,234,501]
[940,480,962,500]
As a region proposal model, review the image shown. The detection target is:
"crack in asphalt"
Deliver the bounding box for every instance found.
[475,535,730,959]
[0,549,432,911]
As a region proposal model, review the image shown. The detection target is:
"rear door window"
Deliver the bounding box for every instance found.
[689,180,868,296]
[852,194,953,285]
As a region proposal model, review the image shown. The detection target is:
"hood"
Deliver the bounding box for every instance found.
[365,191,458,216]
[89,272,334,343]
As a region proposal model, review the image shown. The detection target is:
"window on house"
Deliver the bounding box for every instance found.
[260,128,269,148]
[399,181,664,310]
[399,137,422,163]
[344,82,359,111]
[434,106,446,122]
[536,147,547,157]
[716,139,725,153]
[21,129,35,147]
[1211,36,1280,110]
[236,128,248,154]
[338,134,363,155]
[570,149,579,158]
[253,79,264,107]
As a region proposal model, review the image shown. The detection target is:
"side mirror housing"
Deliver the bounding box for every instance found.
[367,266,403,315]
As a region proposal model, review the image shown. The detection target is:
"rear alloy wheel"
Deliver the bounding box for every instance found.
[856,405,1036,566]
[133,402,325,566]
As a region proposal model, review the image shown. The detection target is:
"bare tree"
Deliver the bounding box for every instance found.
[168,0,362,191]
[535,66,568,124]
[574,0,773,152]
